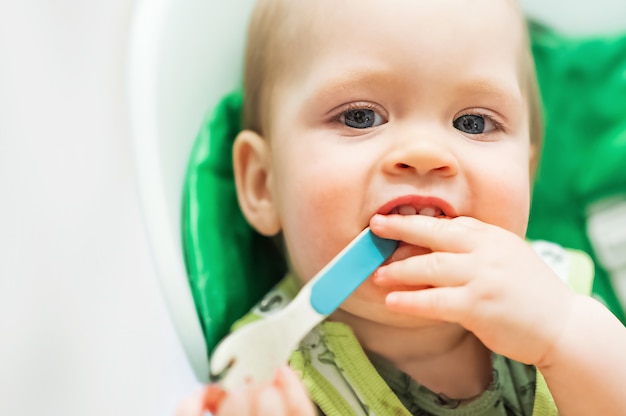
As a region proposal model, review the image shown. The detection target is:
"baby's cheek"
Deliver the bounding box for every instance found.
[478,182,530,236]
[283,185,357,281]
[284,221,345,283]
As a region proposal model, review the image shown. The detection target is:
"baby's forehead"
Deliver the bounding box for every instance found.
[272,1,526,75]
[265,0,527,62]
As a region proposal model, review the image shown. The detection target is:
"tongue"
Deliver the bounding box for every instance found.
[385,242,431,264]
[377,242,433,291]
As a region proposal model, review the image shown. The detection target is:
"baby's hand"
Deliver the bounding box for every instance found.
[369,214,578,366]
[175,366,316,416]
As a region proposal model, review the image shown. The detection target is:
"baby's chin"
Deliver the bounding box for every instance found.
[336,299,445,330]
[340,281,442,329]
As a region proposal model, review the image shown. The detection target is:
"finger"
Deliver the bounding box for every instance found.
[217,385,253,415]
[273,367,316,416]
[374,251,470,288]
[370,214,485,253]
[175,390,204,416]
[255,385,287,416]
[385,287,471,324]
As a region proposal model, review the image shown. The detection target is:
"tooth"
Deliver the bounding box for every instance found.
[398,205,417,215]
[419,207,437,217]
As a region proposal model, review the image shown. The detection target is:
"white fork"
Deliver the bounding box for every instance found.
[209,228,397,391]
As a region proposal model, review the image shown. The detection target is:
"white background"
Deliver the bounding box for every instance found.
[0,1,200,415]
[0,1,624,416]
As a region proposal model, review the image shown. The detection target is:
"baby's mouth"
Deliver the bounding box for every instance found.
[378,202,452,266]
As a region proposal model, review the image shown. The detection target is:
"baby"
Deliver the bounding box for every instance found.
[178,0,626,414]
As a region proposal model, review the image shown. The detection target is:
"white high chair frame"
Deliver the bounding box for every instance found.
[127,0,256,383]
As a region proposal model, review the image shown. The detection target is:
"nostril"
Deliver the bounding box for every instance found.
[397,163,411,169]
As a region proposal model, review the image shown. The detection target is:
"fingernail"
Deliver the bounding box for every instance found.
[372,267,386,282]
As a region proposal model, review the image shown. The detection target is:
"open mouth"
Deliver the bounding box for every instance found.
[378,196,456,219]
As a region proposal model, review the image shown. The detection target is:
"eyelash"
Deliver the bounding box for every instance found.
[331,102,387,125]
[458,111,504,129]
[453,110,506,139]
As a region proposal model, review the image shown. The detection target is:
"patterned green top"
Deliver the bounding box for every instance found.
[236,272,563,416]
[369,352,536,416]
[287,318,543,416]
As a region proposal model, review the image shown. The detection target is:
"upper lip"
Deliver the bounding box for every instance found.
[376,195,458,218]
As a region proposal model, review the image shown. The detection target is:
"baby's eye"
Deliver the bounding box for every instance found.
[342,108,384,129]
[453,114,496,135]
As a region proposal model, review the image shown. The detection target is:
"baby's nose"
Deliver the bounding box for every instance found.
[384,138,458,178]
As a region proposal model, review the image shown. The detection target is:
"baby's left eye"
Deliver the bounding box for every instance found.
[342,108,384,129]
[453,114,496,135]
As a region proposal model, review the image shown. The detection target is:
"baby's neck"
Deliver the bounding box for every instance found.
[330,310,492,399]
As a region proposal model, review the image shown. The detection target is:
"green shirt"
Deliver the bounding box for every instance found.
[370,352,536,416]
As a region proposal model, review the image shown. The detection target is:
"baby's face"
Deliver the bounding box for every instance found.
[261,0,532,327]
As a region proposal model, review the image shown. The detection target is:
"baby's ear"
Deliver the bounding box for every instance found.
[232,130,281,236]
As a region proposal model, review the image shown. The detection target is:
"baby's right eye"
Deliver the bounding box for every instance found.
[342,108,385,129]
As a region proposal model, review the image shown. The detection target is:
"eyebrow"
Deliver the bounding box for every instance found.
[453,78,524,108]
[304,69,403,108]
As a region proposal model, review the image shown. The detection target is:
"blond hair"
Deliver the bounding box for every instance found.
[241,0,296,136]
